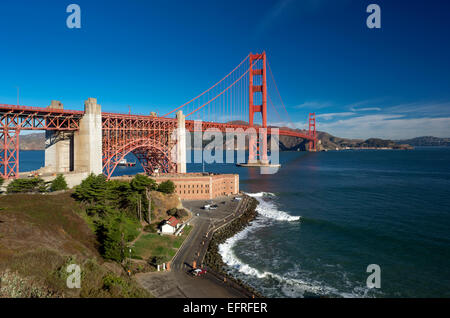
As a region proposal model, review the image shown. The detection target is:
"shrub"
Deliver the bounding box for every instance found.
[158,180,175,194]
[102,274,126,291]
[96,221,125,262]
[166,208,177,216]
[149,256,165,266]
[6,177,47,193]
[101,273,149,298]
[0,177,4,187]
[50,174,68,192]
[0,270,55,298]
[94,211,140,262]
[175,209,189,219]
[143,223,158,233]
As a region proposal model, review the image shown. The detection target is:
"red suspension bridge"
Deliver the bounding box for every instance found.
[0,52,317,180]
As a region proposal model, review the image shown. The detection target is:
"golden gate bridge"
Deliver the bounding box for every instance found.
[0,52,317,180]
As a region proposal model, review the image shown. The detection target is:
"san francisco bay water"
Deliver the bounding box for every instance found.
[18,147,450,297]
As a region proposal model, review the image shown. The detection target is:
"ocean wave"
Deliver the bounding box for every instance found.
[218,191,378,298]
[219,232,373,298]
[245,192,301,222]
[245,192,275,198]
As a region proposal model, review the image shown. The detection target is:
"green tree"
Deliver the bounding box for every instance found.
[95,213,126,262]
[50,174,68,192]
[7,177,47,193]
[73,174,108,204]
[129,174,157,222]
[158,180,175,194]
[130,174,157,193]
[106,180,133,210]
[73,174,110,217]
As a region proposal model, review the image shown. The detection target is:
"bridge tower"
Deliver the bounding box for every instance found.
[308,113,317,151]
[248,52,268,164]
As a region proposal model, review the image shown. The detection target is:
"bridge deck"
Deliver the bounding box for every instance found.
[0,104,314,139]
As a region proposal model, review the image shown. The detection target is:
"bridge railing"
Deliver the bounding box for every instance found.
[0,104,84,115]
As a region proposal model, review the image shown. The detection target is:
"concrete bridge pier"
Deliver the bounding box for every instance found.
[40,98,103,178]
[175,110,187,174]
[43,101,74,174]
[74,98,103,175]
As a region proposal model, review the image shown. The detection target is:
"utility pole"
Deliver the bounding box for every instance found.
[147,189,151,224]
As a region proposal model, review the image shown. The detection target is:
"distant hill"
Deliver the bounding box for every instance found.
[19,132,45,150]
[277,132,412,151]
[8,129,420,151]
[226,121,413,150]
[0,132,45,150]
[395,136,450,147]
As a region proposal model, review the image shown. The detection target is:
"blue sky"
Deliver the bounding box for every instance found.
[1,0,449,139]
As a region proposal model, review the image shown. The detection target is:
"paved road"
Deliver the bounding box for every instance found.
[136,195,253,298]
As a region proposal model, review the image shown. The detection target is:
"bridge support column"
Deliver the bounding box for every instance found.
[45,132,74,173]
[175,110,186,173]
[248,134,257,164]
[43,101,74,174]
[74,98,103,175]
[307,113,317,152]
[260,129,269,164]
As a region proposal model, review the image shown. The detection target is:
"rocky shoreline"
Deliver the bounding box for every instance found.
[204,195,263,298]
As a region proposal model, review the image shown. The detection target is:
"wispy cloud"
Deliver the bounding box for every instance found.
[385,101,450,117]
[293,101,333,109]
[317,114,450,139]
[346,98,385,108]
[316,112,355,120]
[350,107,381,112]
[274,100,450,139]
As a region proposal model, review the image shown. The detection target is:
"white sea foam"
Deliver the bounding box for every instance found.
[219,231,363,297]
[245,192,275,198]
[220,235,376,297]
[245,192,301,222]
[218,192,378,298]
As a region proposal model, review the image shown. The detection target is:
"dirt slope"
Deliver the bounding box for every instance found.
[0,192,150,298]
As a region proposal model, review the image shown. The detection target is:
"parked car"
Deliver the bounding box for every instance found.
[190,268,207,277]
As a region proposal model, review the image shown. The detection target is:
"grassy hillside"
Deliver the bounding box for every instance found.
[0,192,151,298]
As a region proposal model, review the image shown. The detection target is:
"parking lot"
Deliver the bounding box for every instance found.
[182,196,241,223]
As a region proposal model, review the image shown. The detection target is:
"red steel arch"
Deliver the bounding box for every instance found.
[102,138,175,179]
[102,114,178,179]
